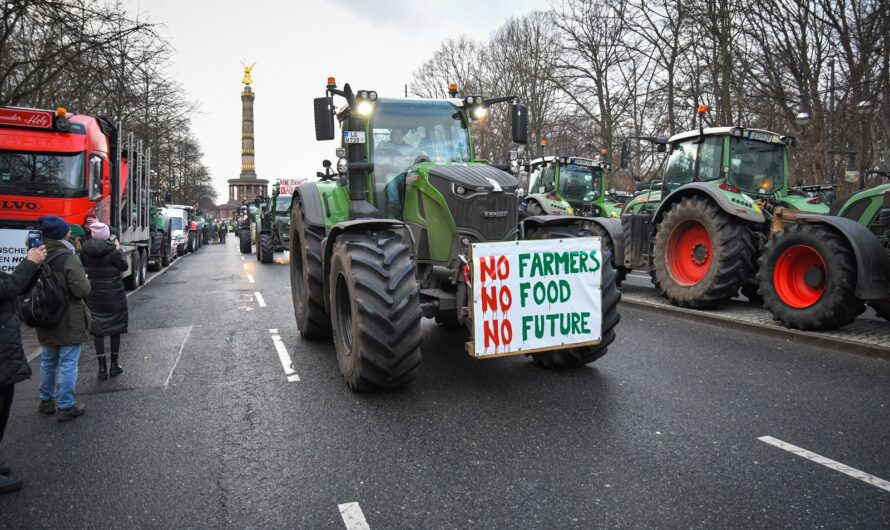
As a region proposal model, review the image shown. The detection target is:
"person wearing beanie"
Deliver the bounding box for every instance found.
[35,215,91,422]
[81,222,128,380]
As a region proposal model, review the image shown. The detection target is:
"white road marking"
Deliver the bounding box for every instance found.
[164,325,193,388]
[254,292,267,307]
[338,502,370,530]
[269,328,299,382]
[247,274,255,283]
[243,263,248,270]
[758,436,890,493]
[240,255,245,261]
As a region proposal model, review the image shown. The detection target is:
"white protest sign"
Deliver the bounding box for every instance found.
[278,179,304,195]
[471,237,603,358]
[0,229,30,273]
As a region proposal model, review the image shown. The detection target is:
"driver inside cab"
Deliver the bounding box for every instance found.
[377,127,417,217]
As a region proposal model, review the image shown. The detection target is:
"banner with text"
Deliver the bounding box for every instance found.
[278,179,305,195]
[0,229,30,273]
[471,237,603,358]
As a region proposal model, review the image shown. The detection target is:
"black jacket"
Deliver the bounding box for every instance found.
[0,259,38,386]
[80,238,128,336]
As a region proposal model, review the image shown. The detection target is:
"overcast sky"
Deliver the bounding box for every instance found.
[124,0,541,203]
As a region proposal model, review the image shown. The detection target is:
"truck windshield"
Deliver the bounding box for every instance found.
[559,164,601,202]
[0,150,85,195]
[275,195,292,213]
[729,139,784,194]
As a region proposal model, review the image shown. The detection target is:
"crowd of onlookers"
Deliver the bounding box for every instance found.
[0,215,131,494]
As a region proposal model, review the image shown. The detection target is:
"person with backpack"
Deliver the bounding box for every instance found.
[34,216,91,422]
[0,245,46,494]
[80,222,128,380]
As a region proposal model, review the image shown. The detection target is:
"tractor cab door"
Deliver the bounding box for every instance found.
[527,162,544,194]
[540,163,556,194]
[662,136,724,196]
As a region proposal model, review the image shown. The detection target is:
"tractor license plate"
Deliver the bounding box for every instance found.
[343,131,365,144]
[468,237,603,359]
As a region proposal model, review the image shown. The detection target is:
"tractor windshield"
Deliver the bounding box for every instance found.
[0,150,85,196]
[558,164,601,203]
[370,99,470,199]
[729,138,785,194]
[170,217,183,231]
[275,194,292,213]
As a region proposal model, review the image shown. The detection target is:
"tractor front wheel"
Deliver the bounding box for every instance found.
[290,202,331,340]
[329,230,422,391]
[653,196,753,308]
[759,223,864,330]
[239,228,251,254]
[259,232,274,263]
[524,222,621,368]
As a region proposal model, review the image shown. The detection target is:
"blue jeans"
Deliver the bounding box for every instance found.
[39,345,81,409]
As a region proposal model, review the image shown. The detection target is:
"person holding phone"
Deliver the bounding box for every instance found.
[0,243,46,494]
[80,222,128,380]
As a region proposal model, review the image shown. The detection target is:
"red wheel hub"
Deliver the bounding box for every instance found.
[666,220,712,285]
[773,245,826,308]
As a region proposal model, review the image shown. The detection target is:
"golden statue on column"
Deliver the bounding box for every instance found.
[241,61,256,86]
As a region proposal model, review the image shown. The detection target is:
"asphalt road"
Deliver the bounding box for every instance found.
[1,235,889,528]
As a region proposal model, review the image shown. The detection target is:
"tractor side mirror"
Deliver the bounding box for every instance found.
[620,140,629,169]
[657,142,667,153]
[650,179,664,191]
[314,97,336,141]
[511,103,528,145]
[322,159,332,169]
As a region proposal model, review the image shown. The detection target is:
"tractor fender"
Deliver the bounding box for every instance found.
[524,194,562,215]
[322,219,415,311]
[521,215,623,265]
[293,182,326,228]
[654,183,765,225]
[794,214,890,300]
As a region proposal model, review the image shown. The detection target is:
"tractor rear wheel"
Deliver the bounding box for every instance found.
[524,221,620,368]
[239,228,251,254]
[259,232,274,263]
[290,202,331,339]
[758,223,864,330]
[329,230,422,391]
[653,196,753,308]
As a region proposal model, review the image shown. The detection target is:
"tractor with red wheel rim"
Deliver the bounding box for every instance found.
[618,106,829,309]
[757,180,890,330]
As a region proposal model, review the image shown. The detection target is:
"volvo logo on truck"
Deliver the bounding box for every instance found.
[0,199,40,211]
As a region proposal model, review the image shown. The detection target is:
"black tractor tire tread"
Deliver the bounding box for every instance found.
[239,228,251,254]
[652,196,754,308]
[758,223,864,330]
[330,230,421,391]
[291,205,332,340]
[587,222,629,287]
[524,221,621,368]
[259,232,274,263]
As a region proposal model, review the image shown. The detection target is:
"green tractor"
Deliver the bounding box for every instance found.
[289,79,621,390]
[253,182,292,264]
[619,117,829,308]
[147,205,172,271]
[237,202,256,254]
[757,179,890,329]
[518,155,627,280]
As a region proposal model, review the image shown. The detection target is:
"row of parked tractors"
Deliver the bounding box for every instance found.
[236,181,292,264]
[515,112,890,331]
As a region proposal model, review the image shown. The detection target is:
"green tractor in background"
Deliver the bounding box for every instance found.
[289,79,621,390]
[757,177,890,329]
[619,109,830,308]
[518,154,628,280]
[147,205,172,271]
[238,202,256,254]
[253,181,292,264]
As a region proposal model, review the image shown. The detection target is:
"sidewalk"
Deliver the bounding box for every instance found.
[619,284,890,358]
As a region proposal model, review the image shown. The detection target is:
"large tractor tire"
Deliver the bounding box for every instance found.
[524,221,621,368]
[652,196,754,308]
[290,202,331,339]
[239,228,251,254]
[258,232,274,264]
[759,223,864,330]
[329,230,422,391]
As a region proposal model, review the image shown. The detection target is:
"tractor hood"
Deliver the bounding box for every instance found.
[426,164,518,192]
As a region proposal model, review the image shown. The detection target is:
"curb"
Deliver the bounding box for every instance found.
[619,296,890,361]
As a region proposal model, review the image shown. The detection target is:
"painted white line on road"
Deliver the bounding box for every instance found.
[254,292,266,307]
[243,263,248,270]
[248,274,255,283]
[758,436,890,493]
[240,255,244,261]
[269,328,299,382]
[164,325,194,388]
[338,502,370,530]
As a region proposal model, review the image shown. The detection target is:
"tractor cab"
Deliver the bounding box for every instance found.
[526,156,605,215]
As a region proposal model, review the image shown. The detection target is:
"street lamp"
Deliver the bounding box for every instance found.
[795,94,812,126]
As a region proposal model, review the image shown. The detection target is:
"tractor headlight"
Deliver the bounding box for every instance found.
[472,106,488,120]
[357,100,373,116]
[455,185,466,195]
[337,157,348,174]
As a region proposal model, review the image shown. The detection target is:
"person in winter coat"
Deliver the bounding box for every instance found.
[35,216,91,423]
[80,222,128,380]
[0,245,46,494]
